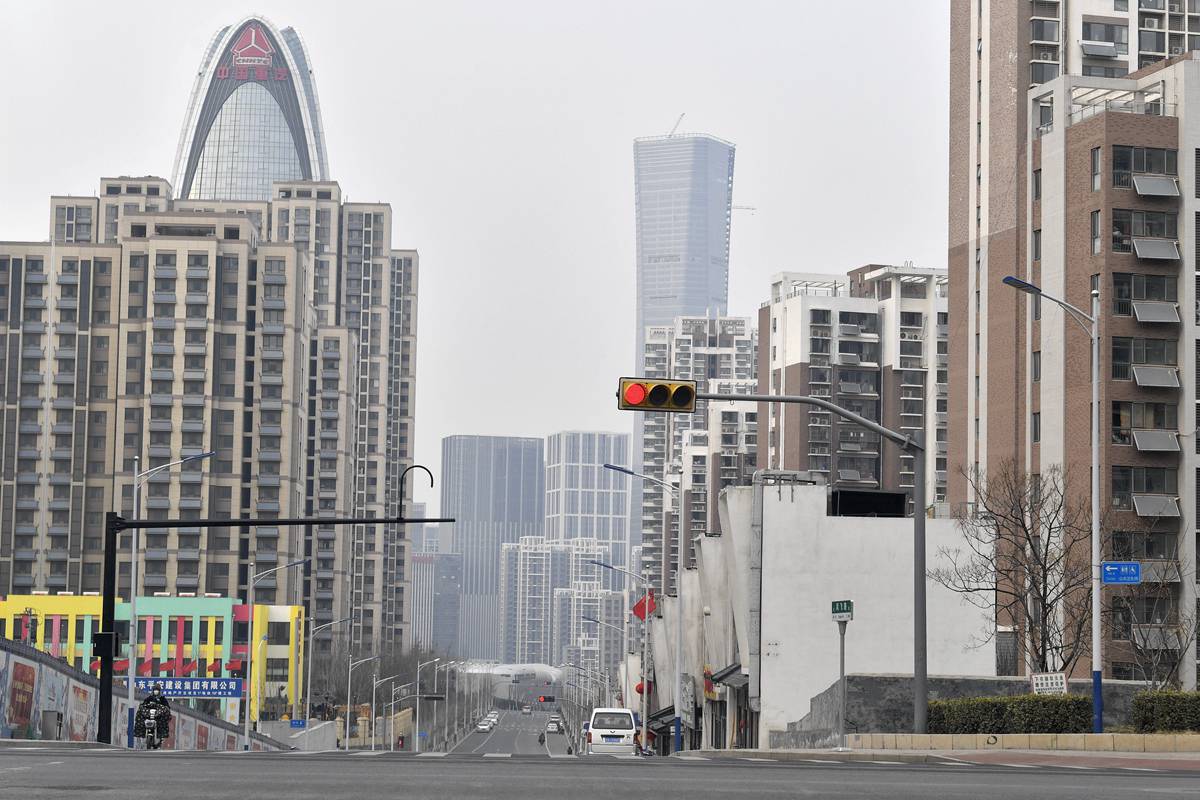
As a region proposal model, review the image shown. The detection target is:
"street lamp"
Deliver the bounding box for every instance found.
[1003,275,1103,732]
[345,654,379,751]
[588,557,651,753]
[370,672,403,751]
[414,657,440,753]
[243,557,309,750]
[125,450,216,747]
[389,681,415,751]
[604,462,685,752]
[303,615,352,742]
[433,661,457,750]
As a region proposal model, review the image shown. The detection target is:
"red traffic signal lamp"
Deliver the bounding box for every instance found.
[617,378,697,413]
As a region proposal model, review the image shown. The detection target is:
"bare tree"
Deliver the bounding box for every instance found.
[1105,517,1199,689]
[931,461,1096,674]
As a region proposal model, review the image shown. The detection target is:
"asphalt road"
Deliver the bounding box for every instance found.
[451,710,571,756]
[1,743,1198,800]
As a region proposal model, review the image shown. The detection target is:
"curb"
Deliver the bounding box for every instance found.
[686,749,959,765]
[0,740,115,750]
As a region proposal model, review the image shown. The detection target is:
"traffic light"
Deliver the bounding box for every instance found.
[616,378,697,413]
[538,695,555,703]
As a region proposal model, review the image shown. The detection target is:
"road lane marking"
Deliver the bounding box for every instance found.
[417,753,447,758]
[1057,765,1095,770]
[353,751,386,756]
[677,756,710,761]
[482,753,510,758]
[997,763,1036,768]
[865,760,906,765]
[742,757,776,762]
[1119,767,1158,771]
[802,759,842,764]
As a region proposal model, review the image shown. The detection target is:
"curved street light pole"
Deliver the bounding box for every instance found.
[303,615,351,749]
[1003,276,1103,732]
[126,450,216,747]
[605,462,685,752]
[244,557,309,751]
[588,555,652,754]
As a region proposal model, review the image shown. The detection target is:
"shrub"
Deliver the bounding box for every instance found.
[928,694,1090,734]
[1132,691,1200,733]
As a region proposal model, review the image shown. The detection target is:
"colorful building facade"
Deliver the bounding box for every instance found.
[0,594,303,722]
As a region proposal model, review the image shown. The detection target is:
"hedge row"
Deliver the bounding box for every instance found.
[928,695,1091,734]
[1132,691,1200,733]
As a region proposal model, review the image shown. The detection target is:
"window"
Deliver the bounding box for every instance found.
[1113,146,1177,188]
[1091,147,1101,191]
[1032,351,1041,382]
[1111,465,1177,508]
[1031,229,1042,261]
[1032,293,1041,321]
[1114,0,1127,10]
[1112,401,1177,445]
[1032,169,1041,201]
[1031,412,1040,443]
[1111,336,1177,380]
[1082,20,1129,53]
[1091,210,1101,255]
[1113,531,1177,560]
[1031,19,1059,42]
[1112,209,1177,252]
[1112,273,1177,315]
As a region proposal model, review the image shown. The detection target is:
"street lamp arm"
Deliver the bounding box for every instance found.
[603,463,678,496]
[586,559,649,586]
[581,615,625,635]
[135,451,217,484]
[252,557,310,584]
[312,616,353,636]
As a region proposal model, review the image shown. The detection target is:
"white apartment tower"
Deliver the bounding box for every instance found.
[639,316,757,595]
[758,265,949,505]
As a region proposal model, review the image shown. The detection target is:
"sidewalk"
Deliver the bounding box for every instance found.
[688,747,1200,772]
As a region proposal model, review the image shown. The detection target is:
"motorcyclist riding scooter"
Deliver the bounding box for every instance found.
[134,684,172,750]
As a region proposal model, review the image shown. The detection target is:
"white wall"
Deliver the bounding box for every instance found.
[719,484,995,740]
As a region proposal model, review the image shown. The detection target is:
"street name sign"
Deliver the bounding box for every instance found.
[1101,561,1141,585]
[832,600,854,622]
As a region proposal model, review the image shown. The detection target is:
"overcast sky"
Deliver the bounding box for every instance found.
[0,1,950,512]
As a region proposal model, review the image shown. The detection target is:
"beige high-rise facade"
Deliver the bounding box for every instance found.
[0,175,418,657]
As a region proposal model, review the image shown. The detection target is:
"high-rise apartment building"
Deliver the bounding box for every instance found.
[951,5,1197,685]
[0,175,418,658]
[758,265,949,504]
[173,16,330,202]
[639,316,756,595]
[544,431,631,587]
[440,435,544,659]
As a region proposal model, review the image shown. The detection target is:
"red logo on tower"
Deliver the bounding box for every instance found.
[231,24,274,66]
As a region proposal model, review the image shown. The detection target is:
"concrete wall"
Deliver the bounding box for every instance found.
[0,637,283,750]
[719,482,996,744]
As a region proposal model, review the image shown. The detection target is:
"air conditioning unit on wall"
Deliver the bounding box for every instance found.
[1040,52,1054,61]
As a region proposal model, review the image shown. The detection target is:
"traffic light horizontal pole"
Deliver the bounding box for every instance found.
[106,514,455,532]
[694,391,924,454]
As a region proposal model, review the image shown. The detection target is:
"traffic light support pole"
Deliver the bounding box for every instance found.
[98,510,454,749]
[693,390,929,734]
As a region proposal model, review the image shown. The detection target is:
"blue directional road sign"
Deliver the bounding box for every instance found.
[1101,561,1142,585]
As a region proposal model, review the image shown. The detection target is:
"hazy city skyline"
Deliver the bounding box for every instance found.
[0,1,951,512]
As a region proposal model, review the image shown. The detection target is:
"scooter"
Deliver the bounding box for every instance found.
[143,707,164,750]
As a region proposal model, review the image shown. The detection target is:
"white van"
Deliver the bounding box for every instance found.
[586,708,637,755]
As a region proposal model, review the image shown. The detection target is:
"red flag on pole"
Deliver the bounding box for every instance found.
[632,589,656,621]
